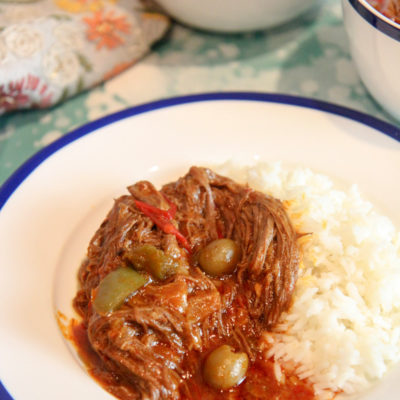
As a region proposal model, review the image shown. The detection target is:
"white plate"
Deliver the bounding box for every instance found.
[0,93,399,400]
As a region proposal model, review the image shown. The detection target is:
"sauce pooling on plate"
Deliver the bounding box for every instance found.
[71,166,316,399]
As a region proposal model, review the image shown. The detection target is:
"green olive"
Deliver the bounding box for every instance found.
[198,239,240,277]
[93,267,148,314]
[125,244,179,280]
[203,345,249,390]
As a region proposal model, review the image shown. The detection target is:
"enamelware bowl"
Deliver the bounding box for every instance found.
[342,0,400,121]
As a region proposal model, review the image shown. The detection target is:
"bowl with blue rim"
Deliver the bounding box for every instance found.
[342,0,400,121]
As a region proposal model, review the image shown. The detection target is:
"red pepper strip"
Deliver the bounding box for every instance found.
[135,199,171,219]
[216,225,223,239]
[134,199,191,252]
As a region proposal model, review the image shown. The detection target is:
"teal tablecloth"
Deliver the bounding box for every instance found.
[0,0,398,186]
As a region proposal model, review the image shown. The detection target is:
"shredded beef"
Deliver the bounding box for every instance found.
[73,166,300,399]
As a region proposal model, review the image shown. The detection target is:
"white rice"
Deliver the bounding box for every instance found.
[216,161,400,399]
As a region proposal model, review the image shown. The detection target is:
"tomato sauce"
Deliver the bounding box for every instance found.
[69,320,316,400]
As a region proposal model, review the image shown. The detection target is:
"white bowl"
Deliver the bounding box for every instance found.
[156,0,318,32]
[342,0,400,121]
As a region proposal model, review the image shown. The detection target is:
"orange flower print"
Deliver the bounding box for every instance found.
[83,10,130,50]
[103,61,134,80]
[54,0,118,14]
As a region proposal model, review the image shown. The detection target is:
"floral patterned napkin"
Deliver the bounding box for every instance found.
[0,0,170,114]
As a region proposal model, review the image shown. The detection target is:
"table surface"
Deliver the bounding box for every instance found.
[0,0,399,187]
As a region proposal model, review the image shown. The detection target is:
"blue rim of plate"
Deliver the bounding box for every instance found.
[1,92,400,215]
[347,0,400,42]
[0,91,400,399]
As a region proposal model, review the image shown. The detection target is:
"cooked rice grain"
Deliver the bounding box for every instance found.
[217,161,400,398]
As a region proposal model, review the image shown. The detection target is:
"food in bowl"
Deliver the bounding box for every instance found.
[69,163,400,399]
[366,0,400,23]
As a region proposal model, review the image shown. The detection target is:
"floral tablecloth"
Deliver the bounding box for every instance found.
[0,0,169,114]
[0,0,399,186]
